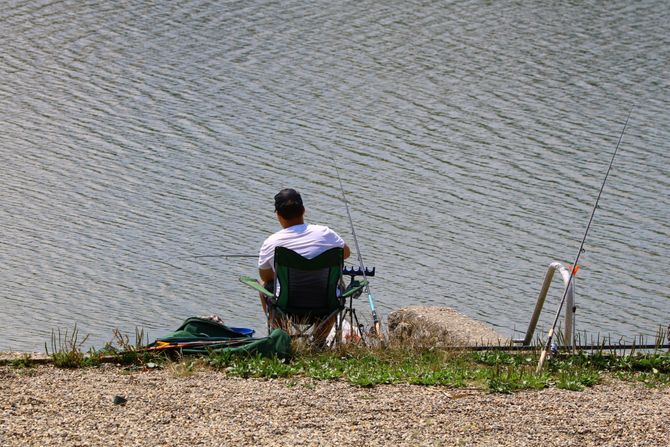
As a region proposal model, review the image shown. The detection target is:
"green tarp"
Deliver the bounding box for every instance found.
[161,317,255,340]
[148,317,291,359]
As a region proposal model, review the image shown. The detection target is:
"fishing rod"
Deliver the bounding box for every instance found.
[149,254,257,265]
[536,109,633,372]
[145,338,251,351]
[333,165,382,337]
[190,254,257,259]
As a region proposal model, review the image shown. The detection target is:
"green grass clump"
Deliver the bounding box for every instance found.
[484,361,550,393]
[45,326,93,368]
[97,328,165,367]
[208,350,301,378]
[42,326,165,369]
[9,354,34,369]
[487,369,549,393]
[335,349,473,387]
[35,325,670,393]
[208,346,510,389]
[300,354,347,380]
[554,351,670,388]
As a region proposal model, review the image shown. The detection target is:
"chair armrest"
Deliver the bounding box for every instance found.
[239,276,274,298]
[341,279,368,298]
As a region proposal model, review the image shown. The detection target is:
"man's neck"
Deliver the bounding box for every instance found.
[280,217,305,229]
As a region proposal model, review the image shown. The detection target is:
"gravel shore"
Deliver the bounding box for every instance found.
[2,364,668,446]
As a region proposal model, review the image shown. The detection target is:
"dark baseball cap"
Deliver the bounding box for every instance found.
[274,188,304,218]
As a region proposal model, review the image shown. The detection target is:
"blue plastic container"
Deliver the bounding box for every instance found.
[229,327,255,337]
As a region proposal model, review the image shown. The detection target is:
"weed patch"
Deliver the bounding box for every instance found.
[208,352,298,379]
[9,354,34,369]
[45,326,90,368]
[486,365,548,393]
[37,325,670,392]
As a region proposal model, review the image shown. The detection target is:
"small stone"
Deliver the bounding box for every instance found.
[113,395,127,405]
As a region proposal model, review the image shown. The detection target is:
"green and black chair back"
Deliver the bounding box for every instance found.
[273,246,343,318]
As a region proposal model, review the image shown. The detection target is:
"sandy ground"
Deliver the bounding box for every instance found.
[1,364,668,447]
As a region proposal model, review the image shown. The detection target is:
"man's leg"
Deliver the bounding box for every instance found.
[313,314,338,346]
[259,280,278,328]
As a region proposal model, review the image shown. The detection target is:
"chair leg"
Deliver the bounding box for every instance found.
[334,312,343,348]
[300,311,342,349]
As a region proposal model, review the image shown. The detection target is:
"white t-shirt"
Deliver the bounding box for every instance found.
[258,223,345,271]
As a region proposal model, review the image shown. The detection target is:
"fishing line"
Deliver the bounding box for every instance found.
[333,163,382,336]
[536,108,633,372]
[190,254,257,259]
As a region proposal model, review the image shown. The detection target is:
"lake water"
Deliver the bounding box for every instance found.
[1,0,668,352]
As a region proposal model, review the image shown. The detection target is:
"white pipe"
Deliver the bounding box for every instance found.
[514,262,575,346]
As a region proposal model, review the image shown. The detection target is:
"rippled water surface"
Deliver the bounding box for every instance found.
[1,0,668,351]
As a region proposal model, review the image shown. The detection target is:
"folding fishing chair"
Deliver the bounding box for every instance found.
[240,247,367,347]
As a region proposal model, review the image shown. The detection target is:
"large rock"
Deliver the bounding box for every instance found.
[387,306,508,347]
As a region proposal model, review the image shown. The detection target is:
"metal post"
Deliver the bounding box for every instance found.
[514,262,575,347]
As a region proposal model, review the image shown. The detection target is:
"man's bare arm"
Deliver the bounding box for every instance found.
[343,243,351,260]
[259,268,274,286]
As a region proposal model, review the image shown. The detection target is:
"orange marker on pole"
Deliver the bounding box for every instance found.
[568,264,581,276]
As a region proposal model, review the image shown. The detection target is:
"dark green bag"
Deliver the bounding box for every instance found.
[148,317,291,359]
[164,317,254,340]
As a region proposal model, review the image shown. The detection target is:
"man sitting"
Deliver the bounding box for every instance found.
[257,188,351,339]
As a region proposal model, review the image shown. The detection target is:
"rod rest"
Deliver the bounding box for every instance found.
[342,266,375,277]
